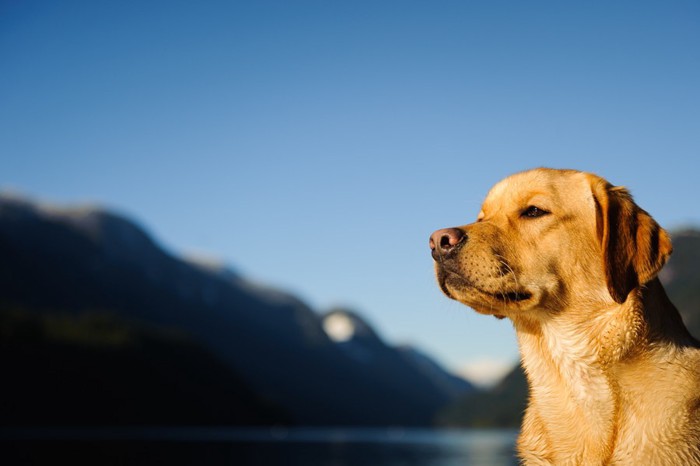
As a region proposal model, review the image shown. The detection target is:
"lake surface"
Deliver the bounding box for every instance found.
[3,427,519,465]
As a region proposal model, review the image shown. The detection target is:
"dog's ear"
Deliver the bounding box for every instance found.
[589,176,672,303]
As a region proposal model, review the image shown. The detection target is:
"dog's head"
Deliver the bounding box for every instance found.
[430,168,672,319]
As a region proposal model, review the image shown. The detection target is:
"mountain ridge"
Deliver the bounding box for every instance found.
[0,192,474,427]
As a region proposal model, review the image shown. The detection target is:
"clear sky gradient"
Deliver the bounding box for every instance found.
[2,1,700,383]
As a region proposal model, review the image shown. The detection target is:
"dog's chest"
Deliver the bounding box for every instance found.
[518,324,617,461]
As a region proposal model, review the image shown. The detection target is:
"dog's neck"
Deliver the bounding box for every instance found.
[513,278,694,368]
[513,295,634,406]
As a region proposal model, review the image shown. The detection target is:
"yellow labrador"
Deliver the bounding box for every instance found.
[430,168,700,465]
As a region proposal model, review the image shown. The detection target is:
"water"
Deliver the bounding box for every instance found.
[3,427,519,466]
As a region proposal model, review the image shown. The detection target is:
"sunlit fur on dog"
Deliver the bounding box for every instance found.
[430,168,700,465]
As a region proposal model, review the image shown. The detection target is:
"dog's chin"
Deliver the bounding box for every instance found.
[439,271,534,317]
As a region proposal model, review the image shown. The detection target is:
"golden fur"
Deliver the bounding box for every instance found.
[430,168,700,465]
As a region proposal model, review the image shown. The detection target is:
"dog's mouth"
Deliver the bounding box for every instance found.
[437,267,532,305]
[493,290,532,302]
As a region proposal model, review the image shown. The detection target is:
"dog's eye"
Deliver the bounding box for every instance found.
[521,206,549,219]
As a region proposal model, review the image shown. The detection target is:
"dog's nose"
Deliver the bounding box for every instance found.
[429,228,466,259]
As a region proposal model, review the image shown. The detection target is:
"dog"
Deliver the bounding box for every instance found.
[430,168,700,465]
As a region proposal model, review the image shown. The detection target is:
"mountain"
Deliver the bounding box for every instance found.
[0,193,473,426]
[436,363,528,428]
[660,229,700,337]
[437,228,700,428]
[322,309,474,402]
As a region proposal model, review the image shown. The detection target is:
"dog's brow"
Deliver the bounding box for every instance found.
[523,191,550,203]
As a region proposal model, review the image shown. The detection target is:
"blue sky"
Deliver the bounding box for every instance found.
[2,0,700,384]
